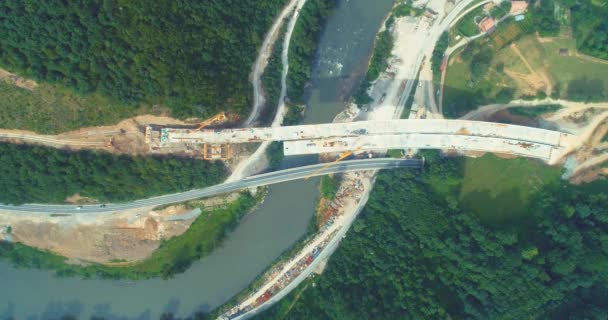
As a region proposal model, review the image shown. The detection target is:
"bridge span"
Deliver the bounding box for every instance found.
[0,158,421,215]
[163,119,576,164]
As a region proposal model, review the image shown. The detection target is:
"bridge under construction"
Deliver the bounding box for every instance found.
[157,119,577,164]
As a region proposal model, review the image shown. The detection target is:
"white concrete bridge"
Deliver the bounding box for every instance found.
[163,119,576,164]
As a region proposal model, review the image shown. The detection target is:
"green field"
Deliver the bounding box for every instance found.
[539,36,608,100]
[455,6,485,37]
[0,81,147,133]
[443,46,516,117]
[443,21,608,118]
[459,155,562,226]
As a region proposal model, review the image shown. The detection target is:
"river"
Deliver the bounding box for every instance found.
[0,0,393,318]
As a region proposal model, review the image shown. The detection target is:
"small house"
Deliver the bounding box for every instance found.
[478,17,496,33]
[510,1,529,14]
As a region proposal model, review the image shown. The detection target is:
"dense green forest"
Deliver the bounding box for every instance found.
[571,0,608,60]
[0,192,257,280]
[0,0,288,118]
[0,143,226,204]
[255,152,608,319]
[532,0,560,37]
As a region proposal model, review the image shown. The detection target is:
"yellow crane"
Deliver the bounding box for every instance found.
[195,112,227,130]
[195,112,230,159]
[305,147,361,180]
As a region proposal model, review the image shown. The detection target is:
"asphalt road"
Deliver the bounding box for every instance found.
[0,158,422,214]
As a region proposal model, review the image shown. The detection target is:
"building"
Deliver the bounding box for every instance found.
[478,17,496,33]
[510,1,529,14]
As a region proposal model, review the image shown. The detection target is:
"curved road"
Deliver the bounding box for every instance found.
[0,158,422,214]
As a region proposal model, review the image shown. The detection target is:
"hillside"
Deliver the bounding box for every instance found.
[255,153,608,319]
[0,0,287,118]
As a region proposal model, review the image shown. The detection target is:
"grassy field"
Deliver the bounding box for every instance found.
[0,81,150,133]
[493,27,608,101]
[539,35,608,100]
[458,155,562,227]
[443,20,608,117]
[1,192,258,279]
[455,6,484,37]
[443,46,516,117]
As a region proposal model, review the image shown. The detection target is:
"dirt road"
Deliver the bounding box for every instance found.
[244,0,305,127]
[228,0,309,182]
[0,115,192,155]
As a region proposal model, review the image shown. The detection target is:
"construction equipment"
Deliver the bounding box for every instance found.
[304,147,362,179]
[105,136,114,148]
[195,112,227,130]
[195,112,230,159]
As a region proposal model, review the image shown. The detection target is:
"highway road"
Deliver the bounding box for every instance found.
[0,158,422,214]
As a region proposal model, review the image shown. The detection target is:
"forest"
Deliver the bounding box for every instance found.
[531,0,560,37]
[255,152,608,319]
[0,143,226,204]
[570,0,608,60]
[0,0,288,118]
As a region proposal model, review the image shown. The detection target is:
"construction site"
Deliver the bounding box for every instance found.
[221,170,375,320]
[149,119,576,164]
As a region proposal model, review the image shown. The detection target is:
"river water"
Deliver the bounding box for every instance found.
[0,0,392,318]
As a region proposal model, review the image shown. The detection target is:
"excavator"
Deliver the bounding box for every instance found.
[195,112,227,130]
[305,147,362,179]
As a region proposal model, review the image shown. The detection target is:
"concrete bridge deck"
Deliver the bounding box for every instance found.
[164,119,566,145]
[164,120,576,164]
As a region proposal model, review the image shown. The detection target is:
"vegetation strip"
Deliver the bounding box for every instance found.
[0,142,226,204]
[354,27,394,106]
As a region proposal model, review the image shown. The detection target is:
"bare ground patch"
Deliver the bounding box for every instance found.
[0,68,37,90]
[5,193,241,263]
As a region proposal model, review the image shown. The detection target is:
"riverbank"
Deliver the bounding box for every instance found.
[0,0,398,318]
[215,1,487,317]
[0,191,262,279]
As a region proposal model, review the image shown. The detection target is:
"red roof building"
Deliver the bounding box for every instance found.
[510,1,529,14]
[478,17,496,33]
